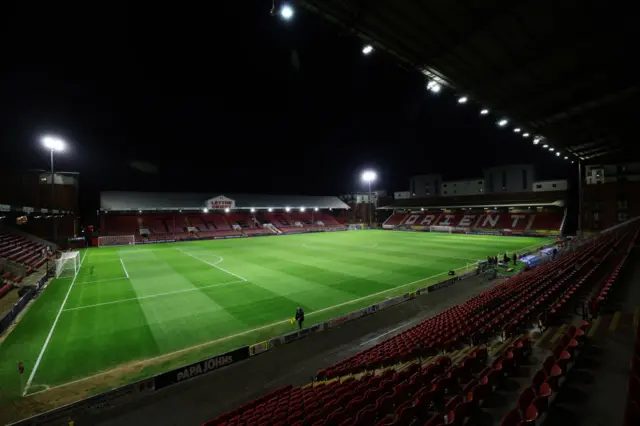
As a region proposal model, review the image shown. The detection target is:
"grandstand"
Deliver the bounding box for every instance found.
[379,190,566,237]
[99,192,350,244]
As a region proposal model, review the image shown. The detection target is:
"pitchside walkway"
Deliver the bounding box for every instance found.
[78,271,503,426]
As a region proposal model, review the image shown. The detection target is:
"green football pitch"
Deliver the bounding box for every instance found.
[0,230,552,401]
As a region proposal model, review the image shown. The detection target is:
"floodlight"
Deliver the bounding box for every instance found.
[280,4,293,20]
[480,109,489,115]
[224,208,230,213]
[564,156,568,160]
[458,96,468,104]
[42,135,65,151]
[543,144,549,148]
[300,207,305,212]
[138,210,142,213]
[571,161,575,164]
[361,170,377,183]
[426,81,441,93]
[268,208,273,212]
[203,207,208,213]
[421,208,425,211]
[556,152,560,156]
[523,133,530,138]
[533,138,541,144]
[314,207,319,211]
[362,45,373,55]
[250,208,255,213]
[514,128,521,133]
[497,119,508,127]
[549,147,555,151]
[285,207,291,212]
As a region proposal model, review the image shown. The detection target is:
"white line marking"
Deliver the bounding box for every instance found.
[360,320,414,346]
[119,258,130,278]
[76,277,129,285]
[62,279,246,312]
[26,267,463,396]
[23,249,88,396]
[174,247,247,282]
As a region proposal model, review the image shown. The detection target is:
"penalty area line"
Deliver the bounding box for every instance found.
[119,258,130,278]
[76,277,129,285]
[62,279,246,312]
[23,249,88,396]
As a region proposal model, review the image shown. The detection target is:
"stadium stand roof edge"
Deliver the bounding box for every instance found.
[300,0,640,162]
[378,191,565,210]
[379,201,564,210]
[100,191,350,211]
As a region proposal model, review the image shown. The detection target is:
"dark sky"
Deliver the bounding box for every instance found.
[0,2,570,214]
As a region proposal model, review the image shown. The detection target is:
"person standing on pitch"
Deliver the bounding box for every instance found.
[295,307,305,330]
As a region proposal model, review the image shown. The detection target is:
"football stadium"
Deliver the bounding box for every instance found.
[2,1,640,426]
[1,192,561,399]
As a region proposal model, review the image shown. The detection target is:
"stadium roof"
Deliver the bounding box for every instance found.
[100,191,349,212]
[300,0,639,162]
[379,191,565,210]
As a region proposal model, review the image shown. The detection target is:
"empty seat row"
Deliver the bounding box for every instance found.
[500,324,587,426]
[203,224,637,426]
[0,232,48,270]
[321,235,614,379]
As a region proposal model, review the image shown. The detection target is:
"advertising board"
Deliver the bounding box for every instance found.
[154,346,250,390]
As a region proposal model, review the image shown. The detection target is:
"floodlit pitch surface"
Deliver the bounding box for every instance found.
[0,230,552,400]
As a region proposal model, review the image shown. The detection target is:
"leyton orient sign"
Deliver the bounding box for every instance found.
[206,195,236,210]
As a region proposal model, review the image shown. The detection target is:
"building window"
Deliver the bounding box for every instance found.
[536,184,542,189]
[435,180,439,195]
[443,190,448,195]
[552,183,557,188]
[522,169,527,190]
[453,190,456,194]
[477,180,482,185]
[443,183,448,188]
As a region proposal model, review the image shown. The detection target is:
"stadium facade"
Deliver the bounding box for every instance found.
[98,191,351,245]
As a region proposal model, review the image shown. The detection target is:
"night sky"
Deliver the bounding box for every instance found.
[0,2,570,216]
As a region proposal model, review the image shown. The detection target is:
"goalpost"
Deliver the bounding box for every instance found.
[55,251,80,279]
[429,225,454,234]
[348,224,365,231]
[98,235,136,247]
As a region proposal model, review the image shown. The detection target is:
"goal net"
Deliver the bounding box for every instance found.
[348,224,365,231]
[56,251,80,279]
[429,226,470,234]
[98,235,136,247]
[429,225,453,233]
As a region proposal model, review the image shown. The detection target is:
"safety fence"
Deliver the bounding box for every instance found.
[0,275,47,336]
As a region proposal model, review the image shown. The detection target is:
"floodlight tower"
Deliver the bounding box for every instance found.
[361,170,377,229]
[42,135,66,241]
